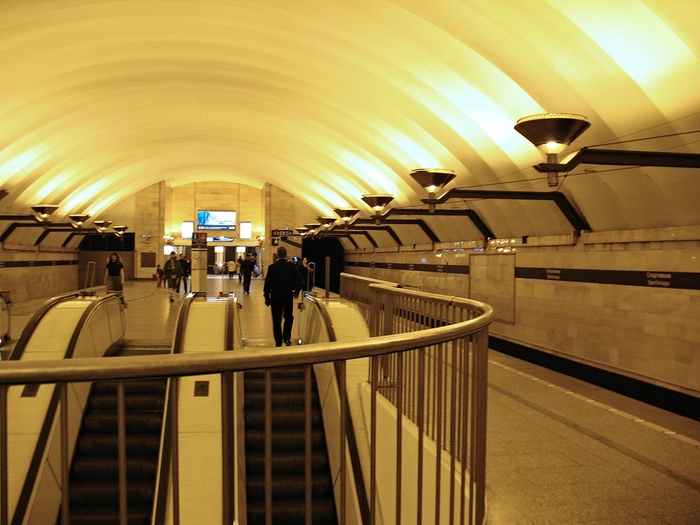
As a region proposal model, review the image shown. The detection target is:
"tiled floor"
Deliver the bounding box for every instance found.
[7,277,700,524]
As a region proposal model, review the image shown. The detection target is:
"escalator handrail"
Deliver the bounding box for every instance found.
[10,293,124,525]
[303,294,371,525]
[7,292,80,361]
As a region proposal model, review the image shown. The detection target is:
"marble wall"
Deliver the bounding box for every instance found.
[344,229,700,397]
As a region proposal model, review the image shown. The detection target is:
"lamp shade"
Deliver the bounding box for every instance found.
[316,216,337,226]
[295,227,309,234]
[0,189,8,202]
[409,168,456,193]
[113,225,129,234]
[361,194,394,211]
[69,214,90,226]
[93,220,112,231]
[514,113,590,155]
[333,207,359,221]
[30,204,58,219]
[304,223,321,231]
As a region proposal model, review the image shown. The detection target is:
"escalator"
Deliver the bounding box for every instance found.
[58,360,167,524]
[244,366,338,524]
[56,339,172,524]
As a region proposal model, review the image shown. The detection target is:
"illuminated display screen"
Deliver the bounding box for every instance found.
[197,210,237,230]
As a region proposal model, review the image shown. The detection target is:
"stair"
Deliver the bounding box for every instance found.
[58,378,167,525]
[244,366,338,525]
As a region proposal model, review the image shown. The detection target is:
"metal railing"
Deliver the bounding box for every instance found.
[0,281,492,525]
[340,273,492,525]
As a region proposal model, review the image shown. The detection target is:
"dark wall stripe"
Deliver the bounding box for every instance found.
[490,336,700,420]
[0,260,78,268]
[345,260,468,274]
[345,261,700,291]
[516,267,700,291]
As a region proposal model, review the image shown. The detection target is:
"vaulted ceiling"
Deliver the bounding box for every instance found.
[1,0,699,243]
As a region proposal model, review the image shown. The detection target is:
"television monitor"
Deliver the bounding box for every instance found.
[197,210,237,231]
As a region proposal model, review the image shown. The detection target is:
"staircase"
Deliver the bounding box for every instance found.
[244,366,338,525]
[58,378,167,525]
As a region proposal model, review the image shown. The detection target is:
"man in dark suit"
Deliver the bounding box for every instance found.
[263,246,303,346]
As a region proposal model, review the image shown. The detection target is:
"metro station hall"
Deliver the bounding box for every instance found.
[0,2,699,524]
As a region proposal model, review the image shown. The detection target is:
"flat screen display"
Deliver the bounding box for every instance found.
[197,210,237,231]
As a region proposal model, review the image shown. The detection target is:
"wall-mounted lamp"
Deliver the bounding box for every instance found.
[409,168,456,212]
[316,216,337,227]
[361,194,394,224]
[30,204,59,223]
[113,225,129,237]
[514,113,590,187]
[333,207,359,231]
[69,214,91,229]
[304,223,321,234]
[295,227,309,235]
[94,220,113,234]
[163,233,175,243]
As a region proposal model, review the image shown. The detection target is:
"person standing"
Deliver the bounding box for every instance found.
[236,256,244,283]
[298,257,313,292]
[163,252,180,302]
[104,252,125,296]
[156,264,163,287]
[240,253,256,294]
[227,259,236,279]
[264,246,303,347]
[178,254,191,293]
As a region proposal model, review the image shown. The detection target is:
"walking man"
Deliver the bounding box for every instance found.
[264,246,303,347]
[240,253,256,294]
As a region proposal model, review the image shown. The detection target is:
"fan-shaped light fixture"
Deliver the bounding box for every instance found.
[410,169,456,212]
[304,223,321,234]
[334,207,359,221]
[31,204,59,222]
[94,220,112,233]
[295,227,309,235]
[0,189,8,203]
[334,207,359,231]
[316,216,337,227]
[69,214,91,228]
[515,113,590,187]
[362,194,394,225]
[113,225,129,237]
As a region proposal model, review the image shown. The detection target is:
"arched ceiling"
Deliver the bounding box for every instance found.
[1,0,699,239]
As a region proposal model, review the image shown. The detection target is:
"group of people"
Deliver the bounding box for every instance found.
[157,252,191,300]
[110,245,313,348]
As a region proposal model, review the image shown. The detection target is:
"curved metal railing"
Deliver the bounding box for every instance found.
[0,283,493,525]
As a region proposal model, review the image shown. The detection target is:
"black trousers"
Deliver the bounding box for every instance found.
[270,292,294,346]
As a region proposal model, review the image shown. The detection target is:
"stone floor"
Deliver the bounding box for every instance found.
[7,276,700,524]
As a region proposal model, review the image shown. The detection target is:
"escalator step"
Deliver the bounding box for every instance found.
[60,504,151,525]
[244,408,323,430]
[88,395,165,412]
[76,435,161,456]
[245,429,326,452]
[71,457,157,480]
[68,480,154,505]
[245,450,330,475]
[83,413,164,433]
[246,498,337,525]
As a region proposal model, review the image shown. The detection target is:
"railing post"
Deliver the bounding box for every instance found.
[117,381,128,525]
[0,385,7,525]
[61,383,70,525]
